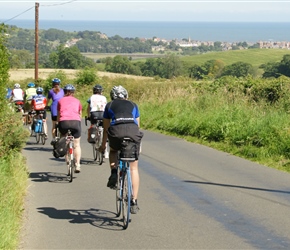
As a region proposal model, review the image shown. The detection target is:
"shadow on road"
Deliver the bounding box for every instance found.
[23,145,52,152]
[29,172,75,183]
[37,207,124,230]
[184,180,290,194]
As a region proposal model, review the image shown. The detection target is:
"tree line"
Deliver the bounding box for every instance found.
[5,24,290,79]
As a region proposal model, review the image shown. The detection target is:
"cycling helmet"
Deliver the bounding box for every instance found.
[36,87,43,94]
[27,82,35,88]
[52,78,61,86]
[93,84,103,94]
[110,85,128,100]
[14,83,20,89]
[63,84,76,93]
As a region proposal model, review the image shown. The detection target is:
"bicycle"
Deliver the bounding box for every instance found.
[85,116,107,164]
[115,138,137,229]
[65,129,75,183]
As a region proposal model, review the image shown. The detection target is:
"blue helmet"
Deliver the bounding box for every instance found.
[27,82,35,88]
[64,84,75,93]
[52,78,61,86]
[36,87,43,94]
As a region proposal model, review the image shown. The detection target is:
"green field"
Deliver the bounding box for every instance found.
[180,48,290,68]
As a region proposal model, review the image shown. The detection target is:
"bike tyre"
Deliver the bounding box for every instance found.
[116,167,122,217]
[122,166,131,229]
[92,143,97,161]
[41,124,46,145]
[35,132,40,144]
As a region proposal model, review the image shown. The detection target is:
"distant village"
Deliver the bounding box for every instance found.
[64,33,290,51]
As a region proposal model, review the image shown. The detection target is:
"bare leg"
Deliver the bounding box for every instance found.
[73,137,81,165]
[130,161,139,200]
[109,148,118,169]
[52,120,57,139]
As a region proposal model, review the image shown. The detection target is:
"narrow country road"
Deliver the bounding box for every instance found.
[20,119,290,249]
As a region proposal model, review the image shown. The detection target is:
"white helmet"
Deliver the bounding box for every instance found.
[14,83,20,89]
[110,85,128,100]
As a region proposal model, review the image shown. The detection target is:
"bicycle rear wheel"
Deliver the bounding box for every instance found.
[35,132,40,144]
[116,168,122,217]
[68,159,74,183]
[122,166,131,229]
[66,146,74,182]
[41,124,46,145]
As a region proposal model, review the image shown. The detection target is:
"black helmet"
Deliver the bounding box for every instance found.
[93,84,103,94]
[36,87,43,94]
[110,85,128,100]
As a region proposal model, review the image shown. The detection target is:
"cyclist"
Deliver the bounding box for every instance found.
[10,83,24,105]
[47,78,64,144]
[24,82,37,121]
[30,87,48,139]
[100,85,143,214]
[57,84,82,173]
[86,84,107,144]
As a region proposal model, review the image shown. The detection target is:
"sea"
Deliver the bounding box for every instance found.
[5,19,290,43]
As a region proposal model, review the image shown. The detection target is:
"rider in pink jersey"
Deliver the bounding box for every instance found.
[57,84,82,173]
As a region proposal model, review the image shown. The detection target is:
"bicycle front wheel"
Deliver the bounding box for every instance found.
[122,167,131,229]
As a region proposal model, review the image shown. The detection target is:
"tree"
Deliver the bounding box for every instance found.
[9,49,33,69]
[160,54,183,79]
[49,45,95,69]
[0,24,10,87]
[220,61,254,78]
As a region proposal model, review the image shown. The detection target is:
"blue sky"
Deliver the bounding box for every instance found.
[1,0,290,22]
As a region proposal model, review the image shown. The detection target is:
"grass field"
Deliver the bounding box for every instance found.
[180,48,290,68]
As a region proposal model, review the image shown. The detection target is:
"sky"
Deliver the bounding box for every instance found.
[1,0,290,23]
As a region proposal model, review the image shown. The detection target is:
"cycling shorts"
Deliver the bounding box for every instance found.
[51,115,57,121]
[58,120,81,138]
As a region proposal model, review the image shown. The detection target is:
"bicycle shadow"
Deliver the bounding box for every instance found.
[29,171,75,183]
[37,207,124,230]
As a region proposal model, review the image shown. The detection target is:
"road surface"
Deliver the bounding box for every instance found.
[20,119,290,249]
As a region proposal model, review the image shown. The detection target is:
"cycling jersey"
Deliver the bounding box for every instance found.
[31,94,47,111]
[11,89,24,102]
[87,94,107,112]
[25,88,37,101]
[103,99,140,126]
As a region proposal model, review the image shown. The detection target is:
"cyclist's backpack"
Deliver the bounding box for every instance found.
[53,137,67,158]
[119,139,138,162]
[88,125,97,143]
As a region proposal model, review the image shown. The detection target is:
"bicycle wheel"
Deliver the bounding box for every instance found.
[35,132,40,144]
[92,143,97,161]
[122,165,131,229]
[67,157,74,183]
[116,167,122,217]
[95,131,104,165]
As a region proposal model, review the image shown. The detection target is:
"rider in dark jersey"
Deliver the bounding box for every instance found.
[100,85,143,214]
